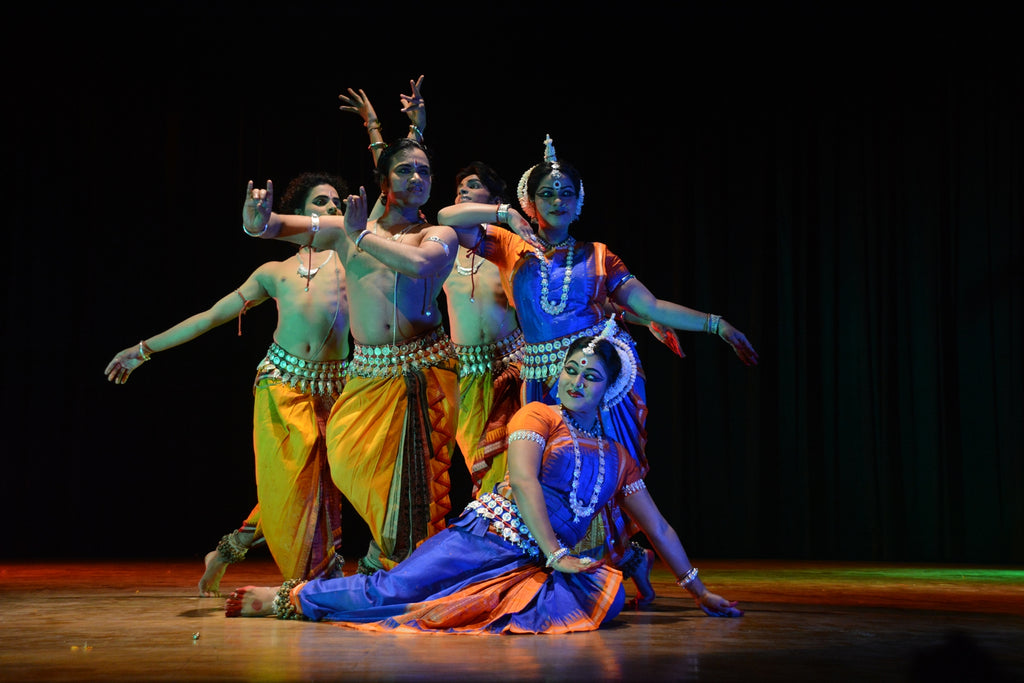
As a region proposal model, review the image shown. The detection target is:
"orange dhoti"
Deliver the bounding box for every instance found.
[249,345,348,580]
[327,327,459,570]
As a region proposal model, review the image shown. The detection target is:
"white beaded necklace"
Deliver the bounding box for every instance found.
[561,405,605,523]
[534,236,575,316]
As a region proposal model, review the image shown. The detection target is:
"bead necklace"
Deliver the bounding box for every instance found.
[297,249,334,292]
[561,405,605,523]
[534,236,575,316]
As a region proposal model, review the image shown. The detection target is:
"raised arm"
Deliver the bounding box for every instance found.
[339,87,387,166]
[621,489,743,617]
[399,74,426,143]
[339,75,426,221]
[104,269,271,384]
[613,278,759,366]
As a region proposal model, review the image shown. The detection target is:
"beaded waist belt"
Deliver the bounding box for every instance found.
[454,328,525,378]
[255,342,348,396]
[520,321,617,381]
[347,326,455,379]
[464,492,540,558]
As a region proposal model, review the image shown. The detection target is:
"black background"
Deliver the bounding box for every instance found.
[3,7,1021,565]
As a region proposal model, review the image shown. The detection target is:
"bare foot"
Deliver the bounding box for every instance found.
[198,550,229,597]
[225,586,278,618]
[629,548,656,610]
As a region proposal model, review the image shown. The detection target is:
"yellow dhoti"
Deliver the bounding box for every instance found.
[327,327,458,571]
[250,344,347,580]
[454,329,524,498]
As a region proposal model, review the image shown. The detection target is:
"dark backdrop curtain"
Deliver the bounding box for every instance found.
[3,18,1020,564]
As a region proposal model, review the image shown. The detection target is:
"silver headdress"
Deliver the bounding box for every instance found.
[571,315,636,409]
[516,134,585,222]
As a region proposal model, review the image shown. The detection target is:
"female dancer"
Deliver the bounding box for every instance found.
[225,319,742,632]
[436,135,759,606]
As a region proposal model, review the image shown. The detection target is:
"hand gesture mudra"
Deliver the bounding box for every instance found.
[400,74,426,134]
[717,319,759,367]
[338,87,378,126]
[243,180,273,235]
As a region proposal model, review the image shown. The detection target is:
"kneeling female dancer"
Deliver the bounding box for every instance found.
[226,318,741,633]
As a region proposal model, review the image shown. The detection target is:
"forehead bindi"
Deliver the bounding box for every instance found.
[567,353,606,376]
[392,150,430,173]
[537,175,574,193]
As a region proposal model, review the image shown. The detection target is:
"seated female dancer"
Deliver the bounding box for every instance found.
[225,317,742,633]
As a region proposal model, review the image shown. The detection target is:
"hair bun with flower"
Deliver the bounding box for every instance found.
[516,134,585,222]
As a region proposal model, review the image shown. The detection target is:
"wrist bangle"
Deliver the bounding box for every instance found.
[368,141,388,151]
[242,222,268,237]
[705,314,721,336]
[676,567,699,588]
[496,203,510,224]
[545,546,571,568]
[354,229,370,252]
[409,124,423,141]
[310,213,320,233]
[138,341,152,362]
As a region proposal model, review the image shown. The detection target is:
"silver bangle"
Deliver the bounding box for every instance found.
[138,341,151,362]
[706,314,721,336]
[545,546,570,568]
[242,222,268,237]
[676,567,699,588]
[496,204,510,224]
[311,213,320,233]
[354,229,371,252]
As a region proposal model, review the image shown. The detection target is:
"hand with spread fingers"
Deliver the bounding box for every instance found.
[400,74,426,135]
[338,87,379,127]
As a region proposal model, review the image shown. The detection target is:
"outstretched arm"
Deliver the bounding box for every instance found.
[242,180,347,250]
[621,488,743,617]
[613,278,759,366]
[104,270,271,384]
[436,202,542,249]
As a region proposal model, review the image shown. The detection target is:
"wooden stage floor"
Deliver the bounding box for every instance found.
[1,558,1021,683]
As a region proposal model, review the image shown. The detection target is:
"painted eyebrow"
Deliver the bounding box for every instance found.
[565,359,605,379]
